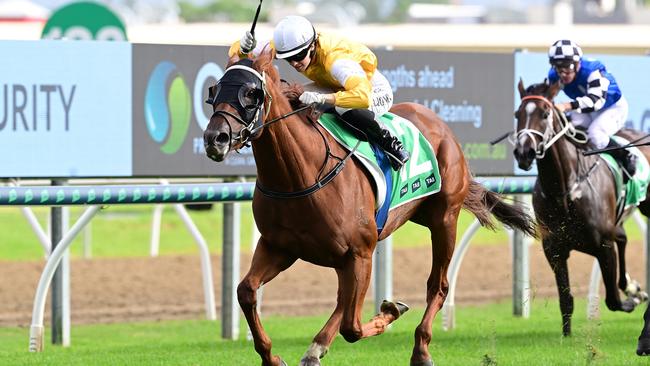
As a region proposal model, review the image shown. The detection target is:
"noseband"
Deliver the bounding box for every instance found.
[516,95,586,158]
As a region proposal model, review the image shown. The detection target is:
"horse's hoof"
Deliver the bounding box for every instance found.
[410,359,434,366]
[299,356,320,366]
[638,338,650,356]
[622,297,639,312]
[395,301,410,315]
[380,300,410,319]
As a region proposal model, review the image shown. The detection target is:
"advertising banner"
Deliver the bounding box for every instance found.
[514,52,650,175]
[0,40,132,178]
[375,50,515,176]
[132,44,242,177]
[131,45,305,177]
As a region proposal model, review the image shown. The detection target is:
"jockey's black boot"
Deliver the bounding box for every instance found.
[607,138,637,183]
[341,109,410,170]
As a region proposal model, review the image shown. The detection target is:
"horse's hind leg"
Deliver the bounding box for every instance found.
[409,204,460,366]
[542,240,573,336]
[238,238,296,366]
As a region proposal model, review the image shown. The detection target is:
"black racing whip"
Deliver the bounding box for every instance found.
[490,131,513,146]
[250,0,263,36]
[583,132,650,156]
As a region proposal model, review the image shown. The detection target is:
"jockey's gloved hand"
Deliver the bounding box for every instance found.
[240,31,256,54]
[299,92,326,105]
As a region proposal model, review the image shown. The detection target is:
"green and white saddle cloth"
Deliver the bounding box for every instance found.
[317,112,441,210]
[600,136,650,210]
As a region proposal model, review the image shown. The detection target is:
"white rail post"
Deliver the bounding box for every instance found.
[159,179,217,320]
[49,179,69,346]
[373,236,393,315]
[222,202,241,339]
[172,203,217,320]
[511,195,531,318]
[587,259,601,320]
[150,204,163,257]
[30,206,101,352]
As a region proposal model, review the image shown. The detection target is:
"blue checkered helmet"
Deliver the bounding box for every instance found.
[548,39,583,66]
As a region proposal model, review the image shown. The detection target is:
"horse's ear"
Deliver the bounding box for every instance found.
[548,81,562,99]
[517,78,526,99]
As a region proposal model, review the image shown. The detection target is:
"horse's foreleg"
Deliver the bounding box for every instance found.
[410,211,458,366]
[337,253,373,343]
[543,241,573,336]
[300,270,346,366]
[597,243,636,312]
[239,239,296,366]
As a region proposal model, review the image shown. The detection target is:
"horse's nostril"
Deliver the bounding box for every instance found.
[527,148,536,160]
[216,132,230,145]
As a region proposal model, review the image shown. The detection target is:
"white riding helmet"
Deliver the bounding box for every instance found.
[548,39,583,65]
[273,15,316,59]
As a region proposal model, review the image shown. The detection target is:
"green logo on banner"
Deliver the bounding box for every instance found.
[25,190,33,203]
[192,188,201,200]
[8,190,17,203]
[88,190,96,202]
[235,186,243,199]
[41,2,127,41]
[148,189,156,201]
[103,189,111,202]
[177,188,186,200]
[40,190,49,203]
[56,190,65,203]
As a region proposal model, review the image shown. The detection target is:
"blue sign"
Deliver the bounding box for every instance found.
[0,40,132,177]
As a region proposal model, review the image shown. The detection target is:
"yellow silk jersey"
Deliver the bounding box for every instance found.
[229,33,377,109]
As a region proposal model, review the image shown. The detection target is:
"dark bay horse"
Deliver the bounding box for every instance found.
[513,80,650,338]
[203,50,536,366]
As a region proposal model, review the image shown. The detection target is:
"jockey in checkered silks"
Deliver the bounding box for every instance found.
[547,39,636,178]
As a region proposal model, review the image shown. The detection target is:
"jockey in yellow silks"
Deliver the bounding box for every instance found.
[230,15,409,171]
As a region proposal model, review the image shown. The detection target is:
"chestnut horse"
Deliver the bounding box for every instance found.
[513,80,649,338]
[203,51,536,366]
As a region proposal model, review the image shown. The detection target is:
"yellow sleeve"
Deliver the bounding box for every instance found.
[228,41,249,58]
[333,74,372,109]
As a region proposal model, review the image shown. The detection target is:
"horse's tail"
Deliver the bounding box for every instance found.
[463,180,537,238]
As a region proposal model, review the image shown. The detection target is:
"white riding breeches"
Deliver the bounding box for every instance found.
[570,96,629,149]
[334,71,394,116]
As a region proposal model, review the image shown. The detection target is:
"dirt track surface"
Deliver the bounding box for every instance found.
[0,242,646,326]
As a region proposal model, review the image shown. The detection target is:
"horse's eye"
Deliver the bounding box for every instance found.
[542,111,549,119]
[514,110,520,119]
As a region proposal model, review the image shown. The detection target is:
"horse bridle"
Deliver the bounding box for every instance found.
[208,64,273,148]
[208,63,359,199]
[516,95,587,158]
